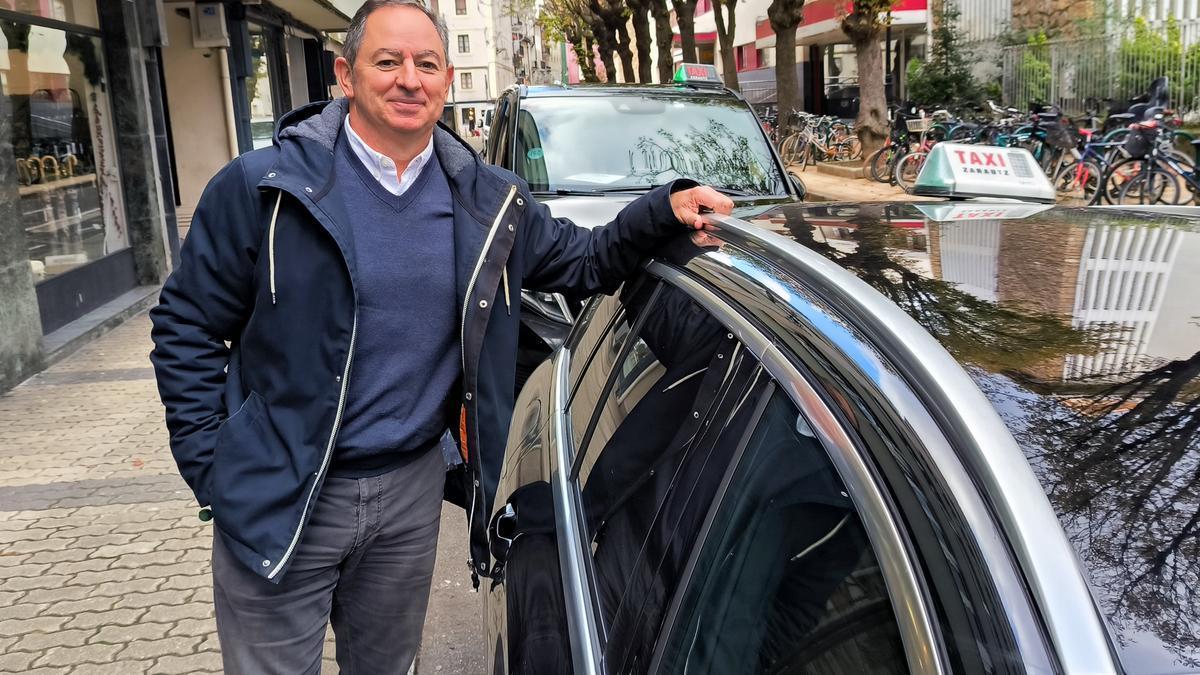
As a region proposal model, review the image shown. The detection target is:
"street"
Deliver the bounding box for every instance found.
[0,314,484,674]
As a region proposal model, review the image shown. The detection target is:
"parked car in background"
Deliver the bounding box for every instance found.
[484,79,805,388]
[481,199,1200,675]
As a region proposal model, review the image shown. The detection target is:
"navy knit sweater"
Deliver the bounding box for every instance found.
[330,134,459,477]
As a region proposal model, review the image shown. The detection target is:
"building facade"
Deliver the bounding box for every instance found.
[0,0,354,392]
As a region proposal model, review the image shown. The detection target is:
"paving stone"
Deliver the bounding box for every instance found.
[0,651,38,673]
[149,651,224,674]
[44,595,120,617]
[115,636,202,660]
[0,636,15,653]
[3,537,71,555]
[55,558,116,576]
[154,537,206,552]
[10,628,96,652]
[19,585,92,604]
[70,661,152,675]
[0,603,48,620]
[91,542,159,559]
[0,553,32,566]
[89,622,172,644]
[113,589,192,610]
[64,608,147,630]
[166,617,216,637]
[0,590,25,606]
[88,578,165,598]
[140,602,213,624]
[25,547,91,564]
[0,562,51,578]
[69,568,139,587]
[158,574,208,592]
[196,634,220,652]
[0,615,69,636]
[32,643,122,668]
[109,550,182,569]
[0,573,73,591]
[0,527,59,545]
[73,534,138,549]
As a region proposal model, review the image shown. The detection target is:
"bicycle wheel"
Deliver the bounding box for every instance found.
[779,134,804,166]
[841,136,862,160]
[1116,167,1182,205]
[1053,160,1102,204]
[894,152,927,192]
[866,147,890,182]
[1102,157,1146,205]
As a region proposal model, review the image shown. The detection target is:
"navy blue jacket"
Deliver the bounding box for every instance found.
[149,99,691,582]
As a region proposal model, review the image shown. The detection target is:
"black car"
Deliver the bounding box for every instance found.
[482,201,1200,674]
[483,83,805,388]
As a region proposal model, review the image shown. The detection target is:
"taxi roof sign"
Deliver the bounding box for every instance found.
[674,63,721,85]
[912,143,1056,203]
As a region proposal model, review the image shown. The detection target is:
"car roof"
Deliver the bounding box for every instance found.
[686,202,1200,673]
[518,83,742,100]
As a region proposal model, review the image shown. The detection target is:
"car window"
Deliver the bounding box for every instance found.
[489,96,510,166]
[513,94,787,196]
[567,278,657,457]
[566,283,768,668]
[656,387,909,675]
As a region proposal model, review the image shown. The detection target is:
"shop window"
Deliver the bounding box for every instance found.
[456,0,467,15]
[247,24,278,150]
[458,34,470,54]
[1,0,100,29]
[461,71,472,89]
[2,17,129,282]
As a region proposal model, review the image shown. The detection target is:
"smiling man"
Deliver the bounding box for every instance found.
[149,0,731,672]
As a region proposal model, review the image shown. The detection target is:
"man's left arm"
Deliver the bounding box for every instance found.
[519,180,732,295]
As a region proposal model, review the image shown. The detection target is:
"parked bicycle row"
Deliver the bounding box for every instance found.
[859,77,1200,205]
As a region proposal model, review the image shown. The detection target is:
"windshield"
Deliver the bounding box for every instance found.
[513,94,787,196]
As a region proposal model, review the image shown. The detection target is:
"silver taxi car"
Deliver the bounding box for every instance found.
[481,199,1200,675]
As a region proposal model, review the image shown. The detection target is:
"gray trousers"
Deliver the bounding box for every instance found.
[212,447,446,674]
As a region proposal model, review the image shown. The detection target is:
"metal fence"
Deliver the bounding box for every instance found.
[1002,19,1200,120]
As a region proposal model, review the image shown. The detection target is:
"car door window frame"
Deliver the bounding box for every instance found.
[548,262,947,675]
[642,262,947,675]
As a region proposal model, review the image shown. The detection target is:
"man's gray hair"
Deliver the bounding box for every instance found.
[343,0,451,66]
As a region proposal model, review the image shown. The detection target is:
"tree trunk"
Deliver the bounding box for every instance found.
[588,11,617,82]
[712,0,738,90]
[774,23,799,114]
[615,22,637,82]
[651,0,675,82]
[768,0,803,114]
[852,33,888,158]
[629,0,653,83]
[575,36,599,82]
[672,0,698,63]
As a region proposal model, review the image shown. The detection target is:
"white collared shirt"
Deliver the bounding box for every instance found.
[343,116,435,197]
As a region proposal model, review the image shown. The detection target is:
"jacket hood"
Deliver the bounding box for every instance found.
[274,97,478,178]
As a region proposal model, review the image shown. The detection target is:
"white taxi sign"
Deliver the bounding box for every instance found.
[915,202,1054,221]
[912,143,1056,203]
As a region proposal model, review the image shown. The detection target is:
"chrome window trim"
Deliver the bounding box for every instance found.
[550,347,604,675]
[650,261,946,675]
[705,213,1119,673]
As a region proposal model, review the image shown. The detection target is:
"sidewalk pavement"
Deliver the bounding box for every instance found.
[790,166,938,203]
[0,313,484,673]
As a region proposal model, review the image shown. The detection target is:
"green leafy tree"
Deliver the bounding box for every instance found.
[538,0,601,81]
[1017,30,1052,105]
[906,0,978,106]
[1117,17,1181,101]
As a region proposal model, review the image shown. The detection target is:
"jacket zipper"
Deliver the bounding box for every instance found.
[268,306,359,580]
[460,183,517,572]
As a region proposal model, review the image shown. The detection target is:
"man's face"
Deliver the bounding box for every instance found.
[335,5,453,139]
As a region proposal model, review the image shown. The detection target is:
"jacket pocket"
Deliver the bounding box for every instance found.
[209,391,305,557]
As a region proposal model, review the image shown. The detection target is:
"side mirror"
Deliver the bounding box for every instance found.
[488,502,518,567]
[788,172,807,200]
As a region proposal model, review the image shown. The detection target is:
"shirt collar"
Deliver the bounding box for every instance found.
[343,115,435,182]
